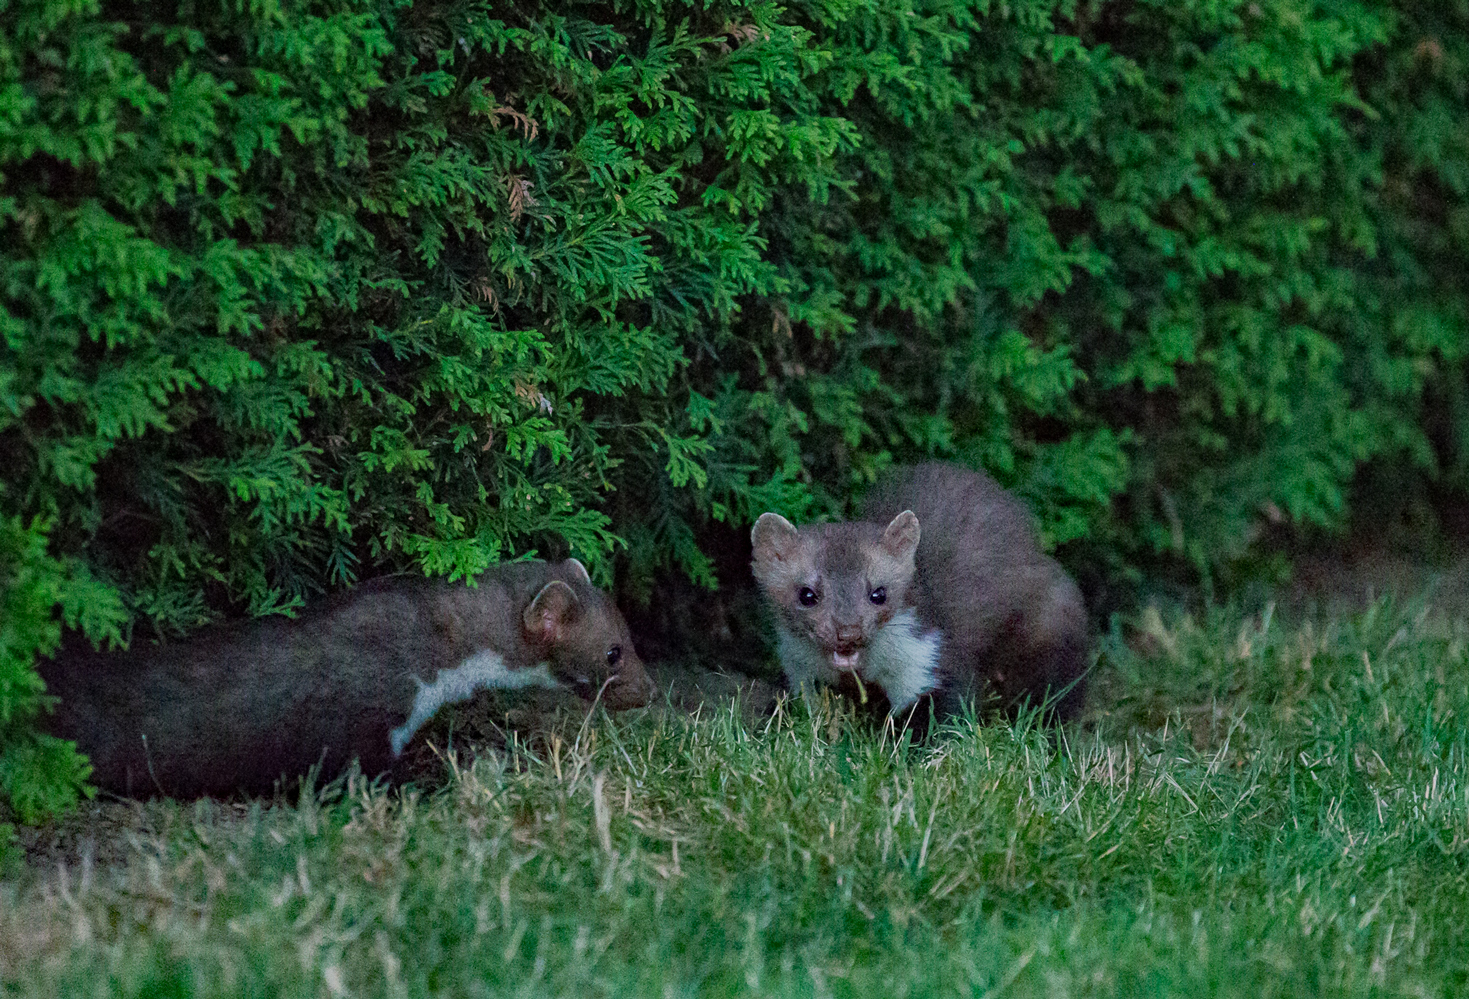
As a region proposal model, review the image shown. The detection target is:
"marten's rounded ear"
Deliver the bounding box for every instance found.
[563,557,592,585]
[880,510,920,560]
[524,580,581,644]
[751,512,800,562]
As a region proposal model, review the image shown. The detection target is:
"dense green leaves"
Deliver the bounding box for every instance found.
[2,0,1468,820]
[0,515,121,826]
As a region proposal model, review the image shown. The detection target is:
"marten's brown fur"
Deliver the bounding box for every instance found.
[40,559,654,798]
[752,463,1087,723]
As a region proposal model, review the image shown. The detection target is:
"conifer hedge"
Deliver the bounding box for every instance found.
[2,0,1466,822]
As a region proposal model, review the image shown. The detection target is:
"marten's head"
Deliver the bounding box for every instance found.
[750,510,920,678]
[521,559,656,710]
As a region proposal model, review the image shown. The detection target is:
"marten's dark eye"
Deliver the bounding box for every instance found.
[798,586,819,607]
[869,586,887,605]
[606,645,622,667]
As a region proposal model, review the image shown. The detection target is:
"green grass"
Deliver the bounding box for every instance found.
[4,597,1469,997]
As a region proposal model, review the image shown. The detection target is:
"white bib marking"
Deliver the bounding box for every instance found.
[389,651,561,757]
[862,610,942,711]
[775,608,941,712]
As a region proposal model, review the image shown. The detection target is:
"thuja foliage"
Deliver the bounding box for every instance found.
[1347,2,1469,523]
[2,0,1467,820]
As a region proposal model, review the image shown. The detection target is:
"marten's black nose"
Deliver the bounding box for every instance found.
[834,624,863,649]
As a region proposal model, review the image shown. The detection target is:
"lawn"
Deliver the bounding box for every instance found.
[3,596,1467,997]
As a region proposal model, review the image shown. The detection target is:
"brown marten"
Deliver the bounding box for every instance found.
[39,559,655,798]
[751,462,1087,724]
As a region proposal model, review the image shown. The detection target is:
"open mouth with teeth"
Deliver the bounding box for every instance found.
[831,648,862,671]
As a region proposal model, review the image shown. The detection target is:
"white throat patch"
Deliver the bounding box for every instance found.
[775,608,941,712]
[389,650,561,757]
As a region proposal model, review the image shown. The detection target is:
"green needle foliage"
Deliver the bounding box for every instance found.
[2,0,1468,819]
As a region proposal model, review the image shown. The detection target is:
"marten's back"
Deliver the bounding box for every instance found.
[40,581,455,797]
[861,462,1088,717]
[860,463,1050,642]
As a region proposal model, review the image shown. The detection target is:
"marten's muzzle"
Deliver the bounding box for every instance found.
[592,655,657,710]
[831,624,865,672]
